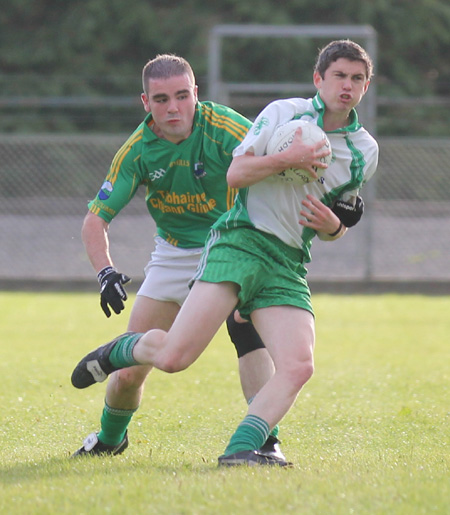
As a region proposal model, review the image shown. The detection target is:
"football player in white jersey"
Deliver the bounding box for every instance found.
[72,40,378,467]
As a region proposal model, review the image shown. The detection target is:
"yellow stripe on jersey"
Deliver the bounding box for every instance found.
[202,105,249,141]
[227,186,239,210]
[128,172,140,201]
[166,234,179,246]
[106,129,144,185]
[206,114,248,140]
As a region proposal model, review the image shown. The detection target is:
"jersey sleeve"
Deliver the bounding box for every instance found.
[88,135,144,223]
[361,137,379,185]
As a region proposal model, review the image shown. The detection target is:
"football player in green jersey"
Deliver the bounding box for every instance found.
[72,40,377,466]
[73,54,285,461]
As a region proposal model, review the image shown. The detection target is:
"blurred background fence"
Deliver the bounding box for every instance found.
[1,134,449,292]
[1,19,449,293]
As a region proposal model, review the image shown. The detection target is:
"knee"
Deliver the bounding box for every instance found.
[300,360,314,384]
[284,359,314,392]
[154,351,189,374]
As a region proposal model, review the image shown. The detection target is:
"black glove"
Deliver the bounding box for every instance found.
[332,195,364,228]
[97,266,131,318]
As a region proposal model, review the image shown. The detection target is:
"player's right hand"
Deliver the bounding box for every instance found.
[97,266,131,318]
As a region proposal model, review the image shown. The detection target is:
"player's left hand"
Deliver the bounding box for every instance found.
[299,194,341,234]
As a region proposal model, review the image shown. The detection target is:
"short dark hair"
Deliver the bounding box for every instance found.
[142,54,195,95]
[314,40,373,80]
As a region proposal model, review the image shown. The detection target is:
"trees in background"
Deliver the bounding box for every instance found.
[1,0,449,134]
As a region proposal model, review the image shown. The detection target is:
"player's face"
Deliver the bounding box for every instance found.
[313,58,370,121]
[141,73,198,144]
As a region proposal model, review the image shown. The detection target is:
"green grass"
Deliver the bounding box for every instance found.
[0,292,448,514]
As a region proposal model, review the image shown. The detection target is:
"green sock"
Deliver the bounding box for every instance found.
[270,425,279,439]
[98,402,138,446]
[223,415,270,456]
[109,332,143,368]
[247,397,279,440]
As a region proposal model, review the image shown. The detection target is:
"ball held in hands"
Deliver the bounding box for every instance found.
[266,119,332,184]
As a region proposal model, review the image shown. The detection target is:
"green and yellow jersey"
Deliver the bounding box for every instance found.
[89,101,251,248]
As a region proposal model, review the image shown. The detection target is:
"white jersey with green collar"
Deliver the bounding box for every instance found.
[214,93,378,263]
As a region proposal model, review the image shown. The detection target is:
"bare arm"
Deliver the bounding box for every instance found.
[82,211,130,317]
[81,211,114,273]
[227,128,330,189]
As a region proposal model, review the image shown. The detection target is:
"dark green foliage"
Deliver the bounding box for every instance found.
[0,0,448,134]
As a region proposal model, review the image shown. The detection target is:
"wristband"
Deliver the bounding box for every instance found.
[328,222,343,237]
[97,266,116,284]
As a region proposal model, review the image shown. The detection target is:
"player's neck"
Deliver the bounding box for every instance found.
[322,112,351,132]
[151,123,165,138]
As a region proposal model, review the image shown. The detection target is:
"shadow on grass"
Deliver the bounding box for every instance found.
[0,455,225,484]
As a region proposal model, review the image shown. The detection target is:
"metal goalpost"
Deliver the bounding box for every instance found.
[208,24,377,132]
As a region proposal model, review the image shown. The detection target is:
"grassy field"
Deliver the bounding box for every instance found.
[0,291,448,514]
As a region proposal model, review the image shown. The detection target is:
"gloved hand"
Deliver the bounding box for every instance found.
[332,195,364,228]
[97,266,131,318]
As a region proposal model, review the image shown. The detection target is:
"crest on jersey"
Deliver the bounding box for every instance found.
[253,117,269,135]
[193,162,206,179]
[98,181,113,200]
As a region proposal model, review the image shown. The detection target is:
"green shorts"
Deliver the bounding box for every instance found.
[195,227,313,319]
